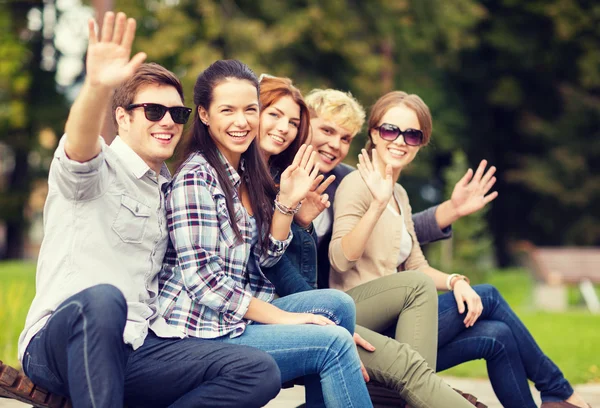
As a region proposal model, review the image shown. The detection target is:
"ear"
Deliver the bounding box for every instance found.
[198,106,209,126]
[115,107,129,130]
[369,127,379,147]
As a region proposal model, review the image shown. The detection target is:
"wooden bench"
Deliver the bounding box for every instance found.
[0,360,72,408]
[519,243,600,313]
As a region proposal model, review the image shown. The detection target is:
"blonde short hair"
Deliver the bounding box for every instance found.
[305,88,365,137]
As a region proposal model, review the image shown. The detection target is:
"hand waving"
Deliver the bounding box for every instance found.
[86,12,147,89]
[294,174,336,227]
[357,149,393,208]
[279,145,321,208]
[450,160,498,217]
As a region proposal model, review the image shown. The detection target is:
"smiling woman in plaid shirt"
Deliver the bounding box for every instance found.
[158,60,373,408]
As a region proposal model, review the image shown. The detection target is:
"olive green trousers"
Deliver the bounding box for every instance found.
[347,271,473,408]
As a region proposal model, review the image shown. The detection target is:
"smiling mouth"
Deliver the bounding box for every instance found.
[388,148,407,158]
[152,133,173,142]
[318,151,336,163]
[268,134,285,145]
[228,131,249,140]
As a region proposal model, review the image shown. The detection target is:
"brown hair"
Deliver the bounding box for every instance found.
[111,62,184,129]
[367,91,432,150]
[259,76,310,171]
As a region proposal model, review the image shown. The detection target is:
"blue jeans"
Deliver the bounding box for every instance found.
[23,284,281,408]
[216,289,373,408]
[437,284,574,408]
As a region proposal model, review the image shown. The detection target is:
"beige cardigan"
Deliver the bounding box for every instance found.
[329,170,429,292]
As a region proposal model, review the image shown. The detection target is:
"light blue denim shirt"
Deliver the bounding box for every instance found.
[18,135,184,362]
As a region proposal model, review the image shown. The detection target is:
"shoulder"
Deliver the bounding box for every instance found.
[171,153,224,196]
[336,170,370,202]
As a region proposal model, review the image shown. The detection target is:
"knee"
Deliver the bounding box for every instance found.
[241,351,281,405]
[78,284,127,330]
[483,322,517,356]
[316,289,356,331]
[403,271,437,296]
[323,325,356,355]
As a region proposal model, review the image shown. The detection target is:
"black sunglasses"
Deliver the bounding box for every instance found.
[126,103,192,125]
[374,123,424,146]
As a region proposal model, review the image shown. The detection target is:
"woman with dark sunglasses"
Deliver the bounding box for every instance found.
[157,59,373,408]
[329,91,590,408]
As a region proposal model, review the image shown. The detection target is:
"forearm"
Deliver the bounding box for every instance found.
[64,80,110,162]
[243,297,292,324]
[420,265,452,291]
[340,202,385,262]
[434,200,460,230]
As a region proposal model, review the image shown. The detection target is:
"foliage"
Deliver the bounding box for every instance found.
[0,261,36,368]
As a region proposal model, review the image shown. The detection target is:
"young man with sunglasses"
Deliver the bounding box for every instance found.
[16,12,281,408]
[264,88,496,407]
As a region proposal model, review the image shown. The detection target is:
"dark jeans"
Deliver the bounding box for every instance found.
[22,284,281,408]
[437,284,574,408]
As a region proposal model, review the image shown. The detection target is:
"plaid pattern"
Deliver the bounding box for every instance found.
[159,151,291,338]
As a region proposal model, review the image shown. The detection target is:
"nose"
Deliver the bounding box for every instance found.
[392,134,406,146]
[328,135,341,151]
[159,110,176,126]
[276,117,289,134]
[234,111,249,128]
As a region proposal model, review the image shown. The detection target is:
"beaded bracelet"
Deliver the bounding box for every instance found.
[274,194,302,216]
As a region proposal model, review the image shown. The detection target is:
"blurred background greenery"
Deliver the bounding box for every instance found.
[0,0,599,381]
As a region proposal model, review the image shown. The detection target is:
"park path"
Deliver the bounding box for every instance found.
[1,377,599,407]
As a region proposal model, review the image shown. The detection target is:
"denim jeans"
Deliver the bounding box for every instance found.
[216,289,373,408]
[437,284,574,408]
[23,284,281,408]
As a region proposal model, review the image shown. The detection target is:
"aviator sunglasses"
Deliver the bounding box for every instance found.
[126,103,192,125]
[374,123,424,146]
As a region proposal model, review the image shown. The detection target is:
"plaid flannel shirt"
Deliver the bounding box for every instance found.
[159,151,291,338]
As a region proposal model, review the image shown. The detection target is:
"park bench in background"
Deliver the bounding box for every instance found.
[0,360,72,408]
[519,243,600,313]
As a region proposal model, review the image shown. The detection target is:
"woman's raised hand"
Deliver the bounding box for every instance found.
[279,145,321,208]
[294,174,336,227]
[357,149,393,208]
[86,12,147,89]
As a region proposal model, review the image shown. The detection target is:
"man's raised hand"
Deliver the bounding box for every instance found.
[86,12,147,89]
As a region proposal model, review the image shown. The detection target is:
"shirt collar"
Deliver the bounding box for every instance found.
[110,136,169,181]
[216,149,245,189]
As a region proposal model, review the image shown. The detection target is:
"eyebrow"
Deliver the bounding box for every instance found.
[217,103,259,109]
[320,125,337,134]
[272,106,300,122]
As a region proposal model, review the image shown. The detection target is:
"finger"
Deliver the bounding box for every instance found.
[357,163,369,182]
[361,360,370,382]
[112,12,127,44]
[315,175,336,195]
[358,152,367,172]
[88,18,98,44]
[100,11,115,43]
[385,164,393,180]
[124,52,147,76]
[309,162,320,180]
[121,17,138,52]
[482,176,497,194]
[320,316,335,326]
[454,292,465,314]
[479,165,497,188]
[305,150,317,174]
[281,163,298,179]
[457,168,473,188]
[310,174,325,191]
[483,190,498,205]
[320,193,329,205]
[464,298,477,326]
[299,145,313,169]
[354,333,376,351]
[472,159,488,183]
[365,149,376,172]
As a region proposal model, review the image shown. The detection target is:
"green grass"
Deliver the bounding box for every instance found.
[0,261,37,369]
[441,269,600,384]
[1,262,599,384]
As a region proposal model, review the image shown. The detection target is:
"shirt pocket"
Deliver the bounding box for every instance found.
[112,195,151,244]
[215,199,237,248]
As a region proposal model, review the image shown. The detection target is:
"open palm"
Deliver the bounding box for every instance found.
[86,12,146,88]
[451,160,498,217]
[294,174,336,227]
[279,145,320,207]
[357,149,393,206]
